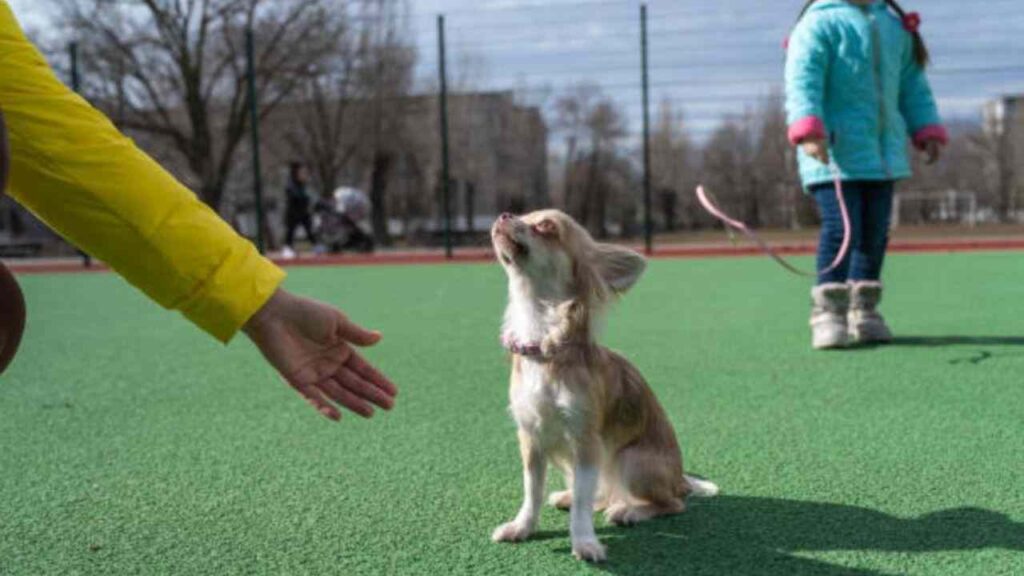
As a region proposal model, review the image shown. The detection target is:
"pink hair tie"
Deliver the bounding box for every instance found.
[782,36,790,50]
[902,12,921,33]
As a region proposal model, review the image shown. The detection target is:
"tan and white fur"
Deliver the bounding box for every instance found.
[490,210,717,563]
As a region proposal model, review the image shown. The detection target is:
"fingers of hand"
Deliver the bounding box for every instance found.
[293,384,342,421]
[296,352,348,385]
[337,366,395,411]
[346,351,399,398]
[319,377,375,418]
[337,314,382,347]
[285,345,396,421]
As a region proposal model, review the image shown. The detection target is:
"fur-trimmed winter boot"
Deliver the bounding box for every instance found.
[810,283,850,350]
[848,281,893,344]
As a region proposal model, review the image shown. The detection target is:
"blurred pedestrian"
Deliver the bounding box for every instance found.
[282,162,316,259]
[315,187,374,254]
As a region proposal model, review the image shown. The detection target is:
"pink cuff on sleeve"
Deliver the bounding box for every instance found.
[787,116,826,146]
[912,125,949,150]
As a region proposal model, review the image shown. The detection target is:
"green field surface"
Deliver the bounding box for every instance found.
[2,252,1023,575]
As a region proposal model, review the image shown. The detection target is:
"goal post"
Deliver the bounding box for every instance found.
[892,190,979,228]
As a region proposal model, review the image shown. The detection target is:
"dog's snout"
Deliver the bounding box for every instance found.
[499,212,514,222]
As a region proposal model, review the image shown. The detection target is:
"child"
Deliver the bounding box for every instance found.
[785,0,947,349]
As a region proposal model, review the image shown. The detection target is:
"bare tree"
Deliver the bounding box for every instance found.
[701,112,761,225]
[552,84,627,236]
[355,0,416,246]
[270,0,417,244]
[553,82,600,213]
[751,91,804,229]
[650,99,697,230]
[60,0,341,210]
[445,51,488,231]
[971,105,1019,222]
[283,17,360,198]
[582,100,627,237]
[698,93,815,230]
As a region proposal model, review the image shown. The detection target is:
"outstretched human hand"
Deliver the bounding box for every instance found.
[243,289,397,421]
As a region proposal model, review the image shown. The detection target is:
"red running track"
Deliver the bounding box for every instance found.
[6,237,1024,275]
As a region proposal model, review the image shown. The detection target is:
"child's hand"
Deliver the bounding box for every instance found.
[801,137,830,165]
[243,289,398,421]
[922,140,942,165]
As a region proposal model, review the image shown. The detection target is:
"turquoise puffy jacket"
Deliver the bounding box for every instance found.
[784,0,947,189]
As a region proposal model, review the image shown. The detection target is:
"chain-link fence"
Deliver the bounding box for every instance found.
[3,0,1023,260]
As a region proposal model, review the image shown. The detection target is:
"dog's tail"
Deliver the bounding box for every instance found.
[684,474,720,498]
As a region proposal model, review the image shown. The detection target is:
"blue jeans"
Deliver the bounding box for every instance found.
[811,180,894,285]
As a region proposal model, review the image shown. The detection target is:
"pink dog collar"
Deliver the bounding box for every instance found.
[501,333,545,358]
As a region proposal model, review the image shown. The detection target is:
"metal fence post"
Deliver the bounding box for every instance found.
[69,42,79,92]
[437,14,453,259]
[640,4,653,255]
[245,27,266,255]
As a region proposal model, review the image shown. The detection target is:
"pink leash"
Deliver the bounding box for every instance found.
[695,166,851,278]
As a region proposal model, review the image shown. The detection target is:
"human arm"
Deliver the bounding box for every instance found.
[899,34,947,164]
[0,4,395,418]
[785,15,831,163]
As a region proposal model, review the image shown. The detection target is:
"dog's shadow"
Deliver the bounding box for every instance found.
[542,495,1023,575]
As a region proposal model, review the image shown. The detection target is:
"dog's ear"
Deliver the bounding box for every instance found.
[591,243,646,293]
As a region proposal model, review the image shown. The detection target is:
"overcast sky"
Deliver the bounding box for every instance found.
[407,0,1024,136]
[8,0,1023,138]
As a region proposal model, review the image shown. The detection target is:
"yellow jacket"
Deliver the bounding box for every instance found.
[0,2,284,342]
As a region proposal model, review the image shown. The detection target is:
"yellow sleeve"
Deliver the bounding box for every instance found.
[0,2,285,343]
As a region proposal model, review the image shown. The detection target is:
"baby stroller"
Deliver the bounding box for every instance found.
[314,187,374,254]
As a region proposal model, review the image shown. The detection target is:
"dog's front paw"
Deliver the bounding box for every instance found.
[571,538,606,562]
[548,490,572,510]
[491,520,533,543]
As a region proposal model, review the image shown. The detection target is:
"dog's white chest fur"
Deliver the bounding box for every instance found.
[504,275,585,446]
[511,360,582,446]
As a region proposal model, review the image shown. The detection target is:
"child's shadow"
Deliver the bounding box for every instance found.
[548,495,1023,576]
[889,335,1024,347]
[882,336,1024,364]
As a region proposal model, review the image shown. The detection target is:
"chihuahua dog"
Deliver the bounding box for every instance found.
[490,210,717,563]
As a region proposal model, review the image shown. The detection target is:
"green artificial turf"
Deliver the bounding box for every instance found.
[2,252,1023,575]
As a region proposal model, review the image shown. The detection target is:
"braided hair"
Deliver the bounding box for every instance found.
[883,0,930,67]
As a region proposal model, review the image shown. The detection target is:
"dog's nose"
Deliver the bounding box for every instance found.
[499,212,513,222]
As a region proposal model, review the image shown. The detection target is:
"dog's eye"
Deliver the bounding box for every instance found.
[532,220,556,236]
